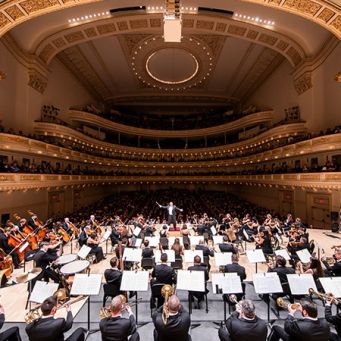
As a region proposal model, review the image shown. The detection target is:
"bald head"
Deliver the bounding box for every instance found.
[168,295,180,314]
[110,295,123,314]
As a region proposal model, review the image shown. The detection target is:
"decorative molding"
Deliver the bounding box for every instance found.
[293,72,313,95]
[27,68,48,93]
[335,71,341,82]
[0,70,6,80]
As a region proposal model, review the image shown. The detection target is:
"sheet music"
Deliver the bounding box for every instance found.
[19,241,30,253]
[30,281,59,304]
[134,238,142,248]
[145,236,160,247]
[210,226,217,236]
[253,272,283,294]
[177,270,205,292]
[319,277,341,298]
[214,252,232,266]
[133,226,141,237]
[213,236,224,245]
[154,250,175,263]
[189,236,204,246]
[287,274,317,295]
[246,249,266,263]
[184,250,204,263]
[77,245,91,259]
[102,229,111,240]
[168,236,183,246]
[70,274,102,296]
[123,248,142,262]
[296,249,312,263]
[275,249,291,260]
[211,273,241,294]
[120,271,149,291]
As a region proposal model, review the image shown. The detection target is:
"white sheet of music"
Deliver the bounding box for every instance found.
[246,249,266,263]
[168,236,183,246]
[253,272,283,294]
[102,229,111,241]
[30,281,59,304]
[154,250,175,263]
[275,249,291,260]
[287,274,317,295]
[120,271,149,291]
[123,248,142,262]
[177,270,205,292]
[211,273,242,294]
[319,277,341,298]
[213,236,224,245]
[77,245,91,259]
[145,236,160,247]
[70,274,102,296]
[133,226,141,237]
[211,226,217,235]
[184,250,204,263]
[214,252,232,266]
[134,238,142,248]
[296,249,312,263]
[189,236,204,246]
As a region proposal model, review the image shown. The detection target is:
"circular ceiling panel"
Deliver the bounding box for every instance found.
[146,48,199,84]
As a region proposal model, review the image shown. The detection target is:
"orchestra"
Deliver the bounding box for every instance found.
[0,203,340,341]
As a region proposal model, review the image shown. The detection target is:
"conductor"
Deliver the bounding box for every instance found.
[157,202,183,230]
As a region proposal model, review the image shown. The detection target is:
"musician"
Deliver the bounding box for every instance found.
[218,299,267,341]
[100,295,139,341]
[78,226,104,263]
[157,202,183,230]
[218,236,237,254]
[195,240,214,270]
[142,240,154,259]
[61,218,73,235]
[0,303,22,341]
[323,248,341,277]
[104,257,122,287]
[268,299,330,341]
[26,296,85,341]
[0,227,20,268]
[152,294,191,341]
[325,294,341,341]
[88,215,98,228]
[171,238,184,258]
[110,225,121,247]
[187,256,209,309]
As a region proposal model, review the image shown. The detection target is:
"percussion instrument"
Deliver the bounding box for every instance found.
[60,260,90,275]
[55,254,78,266]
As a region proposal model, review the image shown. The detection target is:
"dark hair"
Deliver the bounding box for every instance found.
[41,296,57,316]
[110,257,118,268]
[241,300,256,319]
[144,239,149,247]
[276,255,286,267]
[161,253,168,262]
[194,255,201,264]
[310,258,324,278]
[300,298,318,318]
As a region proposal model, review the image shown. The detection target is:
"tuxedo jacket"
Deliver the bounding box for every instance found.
[159,205,181,218]
[152,264,176,285]
[325,304,341,337]
[284,314,330,341]
[142,247,154,258]
[100,315,136,341]
[34,249,58,269]
[26,311,73,341]
[223,263,246,281]
[104,268,122,286]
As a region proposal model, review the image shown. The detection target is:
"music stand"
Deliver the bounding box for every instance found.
[120,271,149,325]
[319,277,341,298]
[296,249,312,263]
[189,236,204,246]
[274,249,291,260]
[246,249,266,273]
[154,250,175,263]
[29,281,59,309]
[214,252,232,267]
[133,226,141,237]
[213,236,224,245]
[144,236,160,247]
[102,229,111,256]
[184,250,204,263]
[287,274,317,295]
[70,273,102,338]
[168,236,184,246]
[77,245,91,259]
[253,272,283,321]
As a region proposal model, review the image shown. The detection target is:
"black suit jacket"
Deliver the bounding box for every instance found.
[142,247,154,258]
[219,243,237,254]
[34,249,58,269]
[104,268,122,286]
[325,303,341,337]
[268,266,295,284]
[284,314,330,341]
[100,315,136,341]
[152,306,190,341]
[224,263,246,281]
[324,260,341,277]
[152,264,176,285]
[187,264,209,282]
[160,205,181,218]
[0,313,4,329]
[26,311,73,341]
[195,245,214,258]
[225,311,267,341]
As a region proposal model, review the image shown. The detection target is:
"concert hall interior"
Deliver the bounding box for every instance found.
[0,0,340,341]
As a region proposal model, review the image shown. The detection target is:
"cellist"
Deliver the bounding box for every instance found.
[0,227,20,268]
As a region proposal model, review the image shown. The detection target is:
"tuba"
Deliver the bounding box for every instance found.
[161,284,174,325]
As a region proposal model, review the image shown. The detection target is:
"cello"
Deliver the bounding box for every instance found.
[0,248,13,278]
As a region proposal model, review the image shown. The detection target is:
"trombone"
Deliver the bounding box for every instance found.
[99,295,142,318]
[308,288,341,305]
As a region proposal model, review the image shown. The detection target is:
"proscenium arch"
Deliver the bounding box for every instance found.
[0,0,340,39]
[35,13,307,68]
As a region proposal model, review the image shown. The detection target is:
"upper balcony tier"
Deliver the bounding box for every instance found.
[69,109,275,139]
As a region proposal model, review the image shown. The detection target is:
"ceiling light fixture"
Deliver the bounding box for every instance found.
[68,11,110,24]
[233,12,275,26]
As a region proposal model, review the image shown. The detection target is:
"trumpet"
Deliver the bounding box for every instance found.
[228,294,242,311]
[99,295,141,318]
[308,288,341,305]
[161,284,174,325]
[276,298,301,311]
[25,295,84,324]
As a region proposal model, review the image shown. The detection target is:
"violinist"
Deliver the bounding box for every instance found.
[88,215,98,229]
[0,227,20,268]
[79,226,104,263]
[61,218,73,235]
